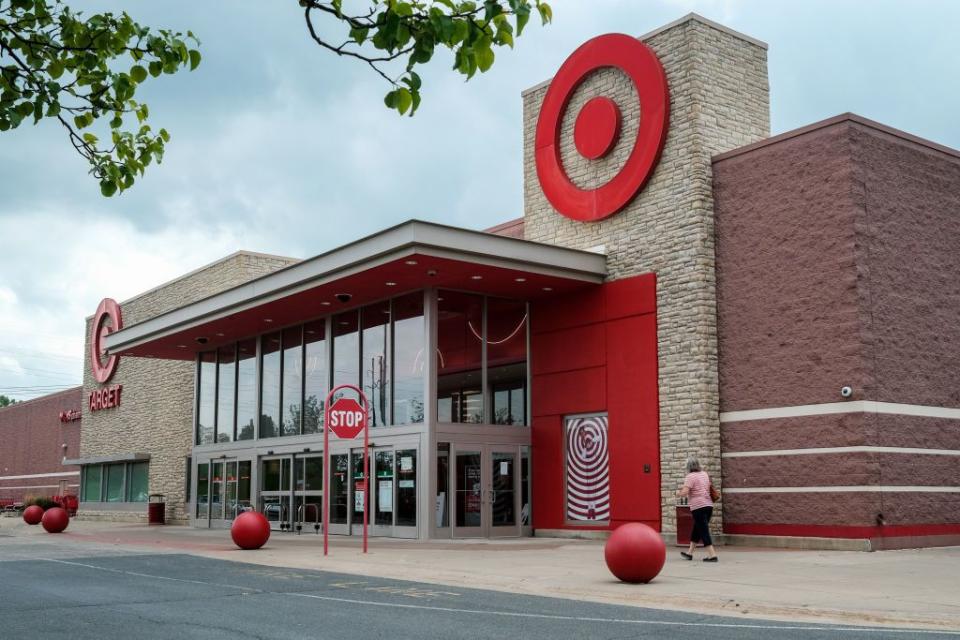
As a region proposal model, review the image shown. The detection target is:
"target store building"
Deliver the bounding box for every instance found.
[73,14,960,550]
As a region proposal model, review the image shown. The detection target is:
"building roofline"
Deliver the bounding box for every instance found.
[0,386,82,413]
[103,219,607,353]
[85,250,299,320]
[713,113,960,164]
[521,13,766,97]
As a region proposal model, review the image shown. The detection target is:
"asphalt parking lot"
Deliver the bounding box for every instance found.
[1,538,958,640]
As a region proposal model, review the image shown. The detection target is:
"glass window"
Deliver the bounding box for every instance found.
[362,301,391,427]
[237,461,252,512]
[105,463,124,502]
[260,332,281,439]
[196,463,209,518]
[261,458,282,492]
[396,449,417,527]
[82,464,102,502]
[281,327,303,436]
[333,310,359,394]
[303,457,323,491]
[437,291,483,423]
[236,339,257,441]
[487,298,528,425]
[330,453,349,524]
[197,351,216,444]
[393,292,424,424]
[375,450,394,526]
[456,451,481,527]
[351,449,366,526]
[303,320,327,435]
[216,345,236,442]
[436,443,449,528]
[521,446,530,526]
[126,462,149,502]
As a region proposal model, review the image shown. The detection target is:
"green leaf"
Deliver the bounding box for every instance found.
[149,61,163,77]
[475,44,495,72]
[189,49,201,71]
[396,87,413,115]
[538,3,552,23]
[159,128,170,143]
[130,65,148,83]
[100,179,118,197]
[82,132,98,145]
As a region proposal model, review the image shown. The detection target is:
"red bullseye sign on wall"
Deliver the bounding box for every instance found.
[90,297,123,383]
[535,33,669,222]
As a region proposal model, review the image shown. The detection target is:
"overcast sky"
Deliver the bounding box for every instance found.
[2,0,959,400]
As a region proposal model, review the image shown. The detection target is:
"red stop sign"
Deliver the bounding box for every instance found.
[327,397,367,439]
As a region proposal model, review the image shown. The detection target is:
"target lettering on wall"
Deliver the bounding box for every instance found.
[565,414,609,523]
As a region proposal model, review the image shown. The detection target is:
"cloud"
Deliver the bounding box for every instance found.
[3,0,960,398]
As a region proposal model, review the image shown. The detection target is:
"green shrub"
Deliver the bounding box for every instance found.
[24,496,57,510]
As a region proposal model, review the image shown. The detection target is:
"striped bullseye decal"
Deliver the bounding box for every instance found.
[566,415,610,522]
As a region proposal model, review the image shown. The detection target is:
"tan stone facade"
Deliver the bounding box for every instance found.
[80,252,298,522]
[521,15,770,532]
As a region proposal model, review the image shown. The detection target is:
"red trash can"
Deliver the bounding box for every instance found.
[675,503,692,546]
[148,494,166,525]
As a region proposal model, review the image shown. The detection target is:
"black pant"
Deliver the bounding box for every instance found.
[690,506,713,546]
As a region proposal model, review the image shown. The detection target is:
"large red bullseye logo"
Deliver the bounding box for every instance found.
[90,298,122,383]
[535,33,669,222]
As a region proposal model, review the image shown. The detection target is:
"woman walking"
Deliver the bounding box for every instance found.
[678,457,718,562]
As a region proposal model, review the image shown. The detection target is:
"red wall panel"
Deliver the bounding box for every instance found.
[531,273,660,532]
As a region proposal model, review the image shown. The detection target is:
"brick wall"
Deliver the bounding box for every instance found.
[521,15,770,532]
[80,252,298,522]
[0,387,81,502]
[714,115,960,547]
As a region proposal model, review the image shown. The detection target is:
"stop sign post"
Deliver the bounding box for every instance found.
[323,384,370,556]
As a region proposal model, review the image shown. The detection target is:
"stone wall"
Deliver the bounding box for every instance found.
[521,14,770,532]
[80,252,298,522]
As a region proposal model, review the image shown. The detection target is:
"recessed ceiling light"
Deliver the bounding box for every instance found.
[542,286,553,292]
[306,330,315,335]
[405,260,418,265]
[177,344,187,349]
[385,281,396,286]
[339,321,349,326]
[321,301,331,306]
[215,332,225,337]
[264,318,273,323]
[471,275,483,280]
[515,277,526,283]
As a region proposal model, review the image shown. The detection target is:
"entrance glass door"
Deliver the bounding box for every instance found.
[293,455,323,534]
[452,445,520,538]
[259,457,292,531]
[196,459,251,527]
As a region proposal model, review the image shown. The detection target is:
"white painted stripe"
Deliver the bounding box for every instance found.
[720,401,960,423]
[723,446,960,458]
[0,471,80,481]
[36,559,959,636]
[724,486,960,494]
[0,484,79,490]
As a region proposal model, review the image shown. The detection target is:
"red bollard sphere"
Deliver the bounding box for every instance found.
[604,522,666,583]
[23,505,44,525]
[231,511,271,550]
[41,507,70,533]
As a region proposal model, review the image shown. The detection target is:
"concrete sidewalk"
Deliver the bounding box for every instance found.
[2,516,959,632]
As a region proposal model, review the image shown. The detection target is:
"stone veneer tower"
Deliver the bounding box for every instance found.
[521,14,770,533]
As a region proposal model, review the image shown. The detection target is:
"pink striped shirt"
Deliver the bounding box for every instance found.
[684,471,713,510]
